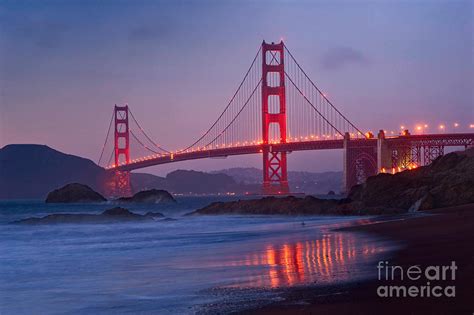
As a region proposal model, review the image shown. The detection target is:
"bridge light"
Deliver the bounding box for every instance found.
[424,124,428,128]
[439,124,445,130]
[470,124,474,129]
[400,125,405,130]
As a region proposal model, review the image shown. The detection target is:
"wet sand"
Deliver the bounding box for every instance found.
[246,203,474,314]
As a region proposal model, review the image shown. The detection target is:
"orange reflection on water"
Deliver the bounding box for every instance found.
[232,232,383,288]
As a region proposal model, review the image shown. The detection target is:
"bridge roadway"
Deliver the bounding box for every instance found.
[111,133,474,172]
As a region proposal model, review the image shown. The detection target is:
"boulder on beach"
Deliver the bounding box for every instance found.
[12,207,165,224]
[116,189,176,204]
[45,183,106,203]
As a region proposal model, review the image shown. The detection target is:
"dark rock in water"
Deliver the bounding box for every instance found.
[12,207,164,224]
[188,196,345,216]
[117,189,175,204]
[45,183,106,203]
[327,190,336,196]
[160,218,177,222]
[145,211,165,218]
[102,207,139,217]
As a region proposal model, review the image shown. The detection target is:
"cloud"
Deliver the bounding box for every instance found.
[10,20,70,49]
[321,46,369,70]
[128,24,172,42]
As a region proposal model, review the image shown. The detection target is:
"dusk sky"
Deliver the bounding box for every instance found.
[1,0,472,175]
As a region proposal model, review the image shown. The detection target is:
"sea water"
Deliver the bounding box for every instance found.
[0,198,395,314]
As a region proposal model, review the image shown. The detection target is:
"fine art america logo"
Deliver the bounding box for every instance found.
[377,261,457,298]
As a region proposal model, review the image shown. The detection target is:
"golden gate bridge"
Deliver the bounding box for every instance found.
[98,41,474,197]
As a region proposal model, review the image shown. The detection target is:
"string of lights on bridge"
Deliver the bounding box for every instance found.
[103,121,473,169]
[98,41,474,171]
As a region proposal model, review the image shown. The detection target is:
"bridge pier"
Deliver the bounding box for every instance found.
[343,132,378,193]
[377,130,391,172]
[105,170,132,198]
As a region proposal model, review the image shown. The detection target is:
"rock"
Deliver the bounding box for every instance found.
[12,207,164,224]
[160,218,177,222]
[189,148,474,215]
[102,207,139,217]
[116,189,175,203]
[188,196,345,216]
[45,183,106,203]
[144,211,165,218]
[346,148,474,212]
[327,190,336,196]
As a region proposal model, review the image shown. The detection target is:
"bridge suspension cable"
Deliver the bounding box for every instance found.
[283,44,366,139]
[178,46,263,152]
[128,108,171,154]
[101,41,368,170]
[97,108,114,166]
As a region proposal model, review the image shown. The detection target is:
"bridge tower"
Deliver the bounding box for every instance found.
[111,105,132,197]
[261,41,289,194]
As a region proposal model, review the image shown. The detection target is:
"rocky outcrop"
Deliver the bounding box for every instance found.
[190,149,474,216]
[116,189,175,204]
[189,196,345,216]
[346,149,474,212]
[13,207,165,224]
[45,183,106,203]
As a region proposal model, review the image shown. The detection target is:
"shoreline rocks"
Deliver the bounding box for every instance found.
[45,183,106,203]
[190,149,474,216]
[12,207,165,224]
[189,196,344,216]
[116,189,176,204]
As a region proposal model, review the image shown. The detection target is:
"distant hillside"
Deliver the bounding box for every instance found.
[212,167,343,194]
[0,145,242,199]
[131,170,239,194]
[0,144,106,199]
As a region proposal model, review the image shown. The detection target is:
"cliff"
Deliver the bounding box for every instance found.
[191,149,474,215]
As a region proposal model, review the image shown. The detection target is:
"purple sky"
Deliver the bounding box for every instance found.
[1,0,473,175]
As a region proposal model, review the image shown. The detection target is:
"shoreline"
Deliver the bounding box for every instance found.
[244,203,474,314]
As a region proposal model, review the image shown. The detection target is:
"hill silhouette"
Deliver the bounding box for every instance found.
[0,144,106,199]
[0,144,240,198]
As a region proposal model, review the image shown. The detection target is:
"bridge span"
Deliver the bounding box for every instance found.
[98,40,474,197]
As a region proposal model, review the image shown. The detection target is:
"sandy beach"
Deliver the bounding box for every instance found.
[247,203,474,314]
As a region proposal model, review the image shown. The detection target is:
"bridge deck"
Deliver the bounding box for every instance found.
[110,133,473,172]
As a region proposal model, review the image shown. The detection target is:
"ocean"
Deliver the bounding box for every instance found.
[0,197,396,314]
